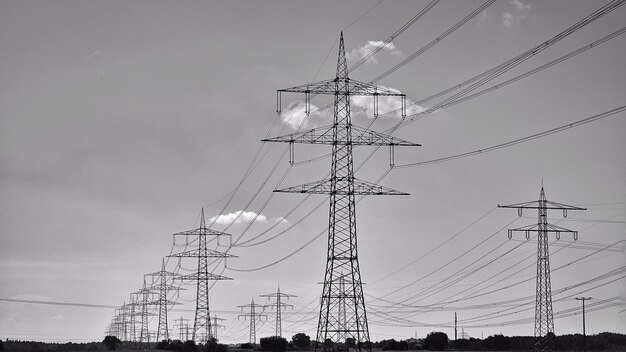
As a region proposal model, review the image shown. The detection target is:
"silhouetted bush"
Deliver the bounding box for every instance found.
[260,336,288,352]
[424,332,448,351]
[103,336,121,350]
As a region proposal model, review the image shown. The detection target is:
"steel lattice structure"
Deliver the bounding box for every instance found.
[211,315,226,341]
[168,209,236,343]
[132,278,157,348]
[260,286,296,338]
[264,33,419,352]
[145,258,183,342]
[499,186,585,352]
[238,299,267,345]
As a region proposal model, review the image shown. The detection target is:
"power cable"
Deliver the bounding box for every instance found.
[394,106,626,168]
[370,0,496,83]
[349,0,441,74]
[390,0,626,130]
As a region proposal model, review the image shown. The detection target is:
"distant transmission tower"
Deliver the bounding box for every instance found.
[169,208,236,343]
[238,298,267,344]
[264,32,419,352]
[127,296,138,346]
[174,316,192,341]
[133,278,157,347]
[145,258,183,342]
[211,314,226,341]
[499,186,585,352]
[260,285,296,337]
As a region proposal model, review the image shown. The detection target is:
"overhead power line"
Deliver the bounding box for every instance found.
[349,0,441,74]
[384,0,626,130]
[395,106,626,168]
[371,0,496,83]
[0,297,118,309]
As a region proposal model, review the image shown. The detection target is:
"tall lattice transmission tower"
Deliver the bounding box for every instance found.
[145,258,183,342]
[169,208,237,343]
[264,32,419,352]
[499,186,585,352]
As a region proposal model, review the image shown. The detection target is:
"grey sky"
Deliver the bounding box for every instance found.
[1,0,624,343]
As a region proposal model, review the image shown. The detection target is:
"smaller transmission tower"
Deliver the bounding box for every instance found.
[499,186,585,352]
[260,286,296,337]
[238,298,267,344]
[169,208,237,343]
[145,258,184,342]
[211,315,226,341]
[133,278,157,348]
[174,316,192,341]
[126,297,137,346]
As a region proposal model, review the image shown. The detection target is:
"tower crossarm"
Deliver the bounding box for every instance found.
[146,283,186,292]
[279,78,405,97]
[145,269,184,279]
[507,223,580,239]
[176,272,233,281]
[262,124,420,147]
[173,228,232,237]
[498,201,586,211]
[168,248,237,258]
[275,178,409,196]
[499,199,586,217]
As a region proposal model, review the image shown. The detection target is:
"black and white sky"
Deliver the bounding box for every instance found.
[1,0,624,344]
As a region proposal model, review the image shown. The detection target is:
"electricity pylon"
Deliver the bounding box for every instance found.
[260,285,296,337]
[169,208,237,343]
[499,186,585,352]
[145,258,184,342]
[264,32,419,352]
[238,298,267,345]
[211,314,226,341]
[128,297,137,345]
[174,316,192,341]
[133,278,157,348]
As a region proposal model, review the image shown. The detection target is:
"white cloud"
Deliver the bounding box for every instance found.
[210,210,267,225]
[502,12,514,29]
[502,1,531,28]
[209,210,287,225]
[351,85,425,119]
[510,0,531,11]
[347,40,401,64]
[476,10,488,26]
[281,102,332,129]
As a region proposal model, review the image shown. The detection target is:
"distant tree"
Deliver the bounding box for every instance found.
[205,340,228,352]
[484,334,509,350]
[0,339,3,352]
[292,333,311,350]
[261,336,288,352]
[102,336,121,350]
[156,339,170,350]
[182,339,197,352]
[424,332,448,351]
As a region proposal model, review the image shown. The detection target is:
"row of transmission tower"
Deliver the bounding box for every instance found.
[106,208,235,347]
[107,32,587,352]
[238,286,297,344]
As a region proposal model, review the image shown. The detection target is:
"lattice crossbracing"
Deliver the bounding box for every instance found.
[499,187,585,352]
[264,32,419,352]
